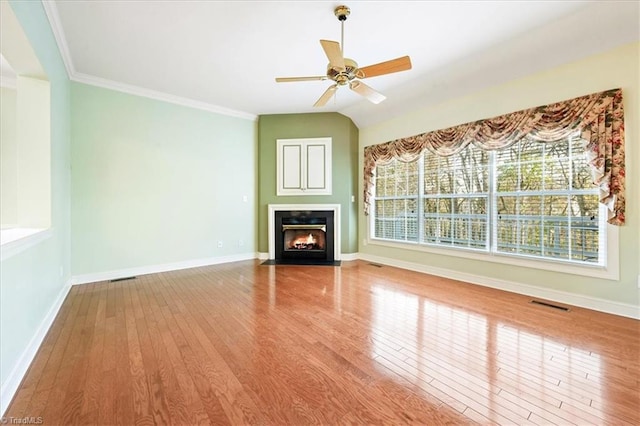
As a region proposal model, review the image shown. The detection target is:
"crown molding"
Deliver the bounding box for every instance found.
[73,71,258,120]
[41,0,75,77]
[41,1,258,122]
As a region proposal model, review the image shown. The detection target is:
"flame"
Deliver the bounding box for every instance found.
[291,233,318,249]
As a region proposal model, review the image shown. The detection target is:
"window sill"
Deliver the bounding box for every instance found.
[1,228,53,261]
[366,225,619,281]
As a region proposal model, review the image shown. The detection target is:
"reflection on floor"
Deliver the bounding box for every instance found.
[5,259,639,425]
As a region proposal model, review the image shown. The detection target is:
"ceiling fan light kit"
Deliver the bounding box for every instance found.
[276,5,412,107]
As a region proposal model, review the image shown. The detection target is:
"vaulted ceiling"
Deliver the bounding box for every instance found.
[43,1,639,127]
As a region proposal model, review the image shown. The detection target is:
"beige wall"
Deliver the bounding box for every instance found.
[0,87,17,227]
[358,42,640,316]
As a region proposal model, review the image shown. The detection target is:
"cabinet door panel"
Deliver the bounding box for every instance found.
[276,137,331,196]
[306,144,326,189]
[282,145,301,189]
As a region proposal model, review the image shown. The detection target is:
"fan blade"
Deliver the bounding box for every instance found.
[320,40,345,71]
[313,84,338,107]
[358,56,412,79]
[276,76,328,82]
[350,81,386,104]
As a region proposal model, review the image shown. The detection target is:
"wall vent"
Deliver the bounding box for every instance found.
[530,300,569,311]
[110,276,137,283]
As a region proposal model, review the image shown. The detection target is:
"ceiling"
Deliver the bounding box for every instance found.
[44,1,639,128]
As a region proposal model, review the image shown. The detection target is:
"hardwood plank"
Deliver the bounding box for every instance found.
[41,283,100,423]
[140,278,205,425]
[122,279,153,425]
[4,260,638,425]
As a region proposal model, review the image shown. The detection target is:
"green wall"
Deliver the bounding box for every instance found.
[258,112,359,254]
[71,83,258,276]
[1,0,71,399]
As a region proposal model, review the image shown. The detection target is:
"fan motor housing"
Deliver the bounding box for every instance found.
[327,58,359,85]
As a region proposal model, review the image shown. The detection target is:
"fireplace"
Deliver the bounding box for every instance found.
[267,204,341,265]
[275,210,334,264]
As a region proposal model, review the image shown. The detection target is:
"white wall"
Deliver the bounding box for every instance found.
[358,42,640,318]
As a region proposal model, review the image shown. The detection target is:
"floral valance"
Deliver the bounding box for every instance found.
[363,88,626,225]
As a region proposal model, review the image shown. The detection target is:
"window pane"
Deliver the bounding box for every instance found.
[424,154,439,195]
[423,198,438,243]
[421,145,489,250]
[373,158,419,242]
[571,140,593,191]
[495,147,519,192]
[375,177,386,197]
[494,135,601,264]
[570,194,599,262]
[544,140,570,190]
[373,198,418,241]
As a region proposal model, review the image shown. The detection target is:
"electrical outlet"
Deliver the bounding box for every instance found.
[217,240,223,248]
[239,239,244,247]
[242,195,248,203]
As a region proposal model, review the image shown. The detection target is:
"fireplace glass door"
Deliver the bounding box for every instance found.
[283,224,326,252]
[274,210,335,264]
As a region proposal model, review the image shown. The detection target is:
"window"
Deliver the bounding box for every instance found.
[371,134,605,267]
[0,4,52,252]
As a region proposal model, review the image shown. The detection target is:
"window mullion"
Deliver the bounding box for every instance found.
[541,143,546,258]
[436,159,441,242]
[418,153,424,244]
[568,135,573,261]
[516,143,522,254]
[489,150,496,254]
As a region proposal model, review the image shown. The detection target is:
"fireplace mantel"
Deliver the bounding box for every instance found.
[268,204,341,261]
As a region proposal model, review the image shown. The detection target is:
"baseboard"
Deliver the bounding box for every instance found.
[358,253,639,320]
[341,253,359,261]
[257,252,269,260]
[1,281,72,416]
[71,252,258,285]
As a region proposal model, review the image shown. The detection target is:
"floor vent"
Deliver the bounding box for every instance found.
[530,300,569,311]
[368,263,383,268]
[110,276,137,283]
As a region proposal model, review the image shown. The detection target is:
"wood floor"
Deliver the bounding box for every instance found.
[5,260,639,425]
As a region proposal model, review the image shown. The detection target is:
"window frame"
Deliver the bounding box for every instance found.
[367,140,619,281]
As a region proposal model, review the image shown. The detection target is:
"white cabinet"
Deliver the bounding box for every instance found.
[277,137,332,196]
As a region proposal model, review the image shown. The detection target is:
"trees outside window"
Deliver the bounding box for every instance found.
[371,134,603,266]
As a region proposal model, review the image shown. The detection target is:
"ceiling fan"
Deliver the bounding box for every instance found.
[275,5,412,107]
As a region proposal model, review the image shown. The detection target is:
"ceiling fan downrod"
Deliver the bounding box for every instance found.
[334,5,350,56]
